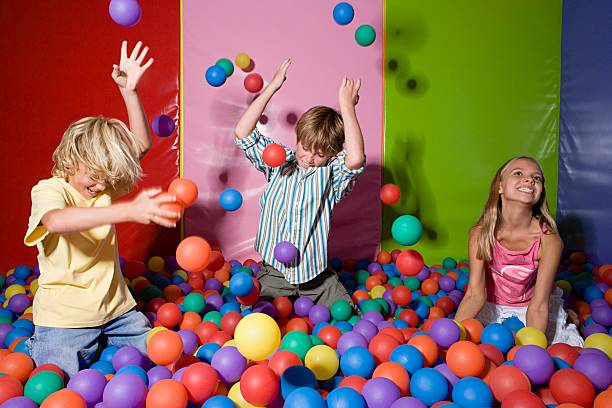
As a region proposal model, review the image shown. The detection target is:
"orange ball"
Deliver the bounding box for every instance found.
[285,317,309,334]
[391,286,412,306]
[146,379,189,408]
[158,192,184,222]
[446,341,486,377]
[176,236,211,273]
[373,362,410,396]
[338,375,367,393]
[163,285,183,303]
[377,250,392,264]
[408,335,439,367]
[168,178,198,208]
[421,278,439,295]
[506,345,522,361]
[148,330,184,365]
[194,321,219,344]
[40,389,86,408]
[0,352,34,383]
[352,289,370,304]
[428,306,445,319]
[180,311,202,331]
[157,302,183,328]
[365,276,383,291]
[0,375,23,404]
[318,325,342,349]
[461,318,484,343]
[594,389,612,408]
[487,365,531,402]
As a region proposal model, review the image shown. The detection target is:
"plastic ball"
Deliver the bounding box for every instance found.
[337,331,368,355]
[396,250,425,276]
[391,286,412,306]
[452,377,493,408]
[481,323,514,354]
[244,73,264,93]
[0,375,24,404]
[168,178,198,208]
[327,386,366,408]
[147,330,183,365]
[39,389,86,408]
[391,215,423,246]
[176,236,211,273]
[515,326,547,348]
[549,368,595,408]
[487,365,531,402]
[145,379,188,408]
[280,365,318,399]
[235,53,251,70]
[0,352,34,382]
[380,184,401,205]
[333,2,355,26]
[240,365,279,406]
[108,0,141,27]
[234,313,281,360]
[202,395,236,408]
[157,302,183,327]
[362,377,401,408]
[219,189,243,211]
[355,24,377,47]
[430,318,461,349]
[584,332,612,359]
[446,341,486,377]
[152,114,175,137]
[573,352,612,390]
[215,58,234,77]
[211,346,247,383]
[229,272,254,297]
[274,241,298,264]
[373,361,410,396]
[304,345,339,380]
[1,396,37,408]
[513,345,554,385]
[263,144,287,167]
[103,373,147,408]
[205,65,227,87]
[111,346,145,371]
[66,368,107,406]
[284,386,325,408]
[269,350,303,377]
[409,368,449,406]
[502,390,546,408]
[180,362,219,404]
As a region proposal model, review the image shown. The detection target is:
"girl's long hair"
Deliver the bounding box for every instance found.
[474,156,558,261]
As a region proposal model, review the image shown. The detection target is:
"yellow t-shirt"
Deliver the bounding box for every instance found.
[24,176,136,328]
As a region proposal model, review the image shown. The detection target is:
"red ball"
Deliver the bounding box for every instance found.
[446,341,486,378]
[220,311,242,336]
[547,343,579,366]
[168,178,198,208]
[317,325,342,349]
[176,236,211,273]
[0,375,23,404]
[244,73,264,93]
[180,362,219,404]
[549,368,595,408]
[369,333,401,364]
[396,250,425,276]
[273,297,294,318]
[380,183,401,205]
[263,144,287,167]
[194,321,219,344]
[397,309,419,327]
[479,343,505,367]
[501,390,546,408]
[391,286,412,306]
[338,375,367,393]
[268,350,303,377]
[240,365,280,406]
[488,365,531,402]
[40,389,86,408]
[157,302,183,328]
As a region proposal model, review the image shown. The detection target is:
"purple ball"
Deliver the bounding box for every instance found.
[337,331,368,355]
[152,114,175,137]
[67,368,107,406]
[178,282,192,295]
[434,363,459,386]
[205,293,224,311]
[274,241,298,264]
[449,289,464,300]
[204,278,223,292]
[438,276,456,292]
[294,296,315,317]
[590,299,609,309]
[33,263,40,277]
[108,0,142,28]
[584,323,608,336]
[368,262,382,273]
[147,365,172,388]
[430,318,461,349]
[0,397,38,408]
[308,304,331,325]
[252,301,277,317]
[591,305,612,327]
[5,276,17,286]
[377,321,394,330]
[362,377,401,408]
[112,346,145,371]
[164,256,180,273]
[211,346,247,383]
[513,345,554,385]
[363,310,384,325]
[177,329,199,355]
[573,352,612,390]
[353,319,379,341]
[416,267,430,281]
[102,373,147,408]
[172,366,187,381]
[0,323,14,345]
[250,263,261,275]
[390,396,428,408]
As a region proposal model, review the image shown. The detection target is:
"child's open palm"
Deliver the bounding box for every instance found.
[339,77,361,108]
[111,41,154,91]
[269,58,291,91]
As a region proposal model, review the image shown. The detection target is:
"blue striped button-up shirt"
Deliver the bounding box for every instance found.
[235,128,364,284]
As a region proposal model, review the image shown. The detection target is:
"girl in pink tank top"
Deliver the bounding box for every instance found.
[455,156,583,346]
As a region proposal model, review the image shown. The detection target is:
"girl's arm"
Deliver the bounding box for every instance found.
[526,232,563,332]
[454,226,488,322]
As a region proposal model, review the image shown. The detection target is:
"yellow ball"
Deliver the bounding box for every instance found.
[235,53,251,70]
[6,268,14,276]
[132,276,147,286]
[2,299,8,308]
[174,269,188,281]
[556,280,572,293]
[29,279,39,295]
[5,284,26,300]
[515,326,548,347]
[146,326,168,345]
[223,339,237,348]
[228,382,263,408]
[148,256,165,272]
[584,333,612,359]
[234,313,280,361]
[24,306,33,314]
[304,345,339,380]
[370,285,386,299]
[454,320,467,341]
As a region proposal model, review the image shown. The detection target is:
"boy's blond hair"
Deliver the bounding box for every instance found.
[296,106,344,156]
[52,116,142,194]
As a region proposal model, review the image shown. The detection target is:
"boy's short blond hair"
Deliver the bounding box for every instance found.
[296,106,344,156]
[51,116,142,194]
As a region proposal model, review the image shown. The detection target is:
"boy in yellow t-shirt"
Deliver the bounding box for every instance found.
[24,41,179,377]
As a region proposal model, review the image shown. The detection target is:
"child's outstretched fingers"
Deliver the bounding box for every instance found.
[269,58,292,91]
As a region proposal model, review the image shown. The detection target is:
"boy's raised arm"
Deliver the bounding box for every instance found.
[339,78,365,170]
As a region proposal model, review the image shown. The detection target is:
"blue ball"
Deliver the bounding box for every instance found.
[196,342,221,364]
[12,319,34,331]
[332,2,355,25]
[205,65,227,87]
[91,361,115,375]
[4,327,31,348]
[116,365,148,386]
[327,386,367,408]
[13,265,32,280]
[229,272,254,297]
[280,366,318,399]
[340,346,375,378]
[451,377,493,408]
[481,323,515,354]
[152,114,175,137]
[13,337,30,356]
[502,316,525,333]
[584,286,604,302]
[220,301,240,314]
[202,395,236,408]
[219,189,243,211]
[390,344,424,375]
[100,345,119,364]
[410,368,449,406]
[284,387,326,408]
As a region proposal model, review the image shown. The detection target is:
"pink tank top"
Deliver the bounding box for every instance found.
[485,227,546,306]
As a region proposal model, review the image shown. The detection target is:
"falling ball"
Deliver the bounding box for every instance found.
[244,73,264,93]
[205,65,227,87]
[219,189,243,211]
[333,2,354,26]
[355,25,376,47]
[152,115,175,137]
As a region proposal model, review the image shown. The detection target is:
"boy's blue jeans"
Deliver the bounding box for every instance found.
[26,309,150,378]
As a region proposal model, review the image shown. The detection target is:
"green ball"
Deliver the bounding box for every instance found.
[404,276,421,291]
[281,330,313,361]
[418,297,433,307]
[238,266,253,276]
[355,269,370,285]
[355,24,376,47]
[391,215,423,246]
[203,311,222,329]
[215,58,234,77]
[388,277,403,287]
[310,334,324,346]
[183,293,206,314]
[24,371,63,405]
[0,316,12,324]
[0,275,5,288]
[330,300,352,321]
[140,285,164,302]
[347,315,361,326]
[360,299,382,314]
[374,298,390,315]
[459,258,469,264]
[442,257,457,269]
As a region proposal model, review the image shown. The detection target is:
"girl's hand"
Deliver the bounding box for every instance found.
[128,187,179,228]
[269,58,291,91]
[339,77,361,109]
[111,41,154,91]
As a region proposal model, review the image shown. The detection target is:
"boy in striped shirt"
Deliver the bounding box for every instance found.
[234,59,365,308]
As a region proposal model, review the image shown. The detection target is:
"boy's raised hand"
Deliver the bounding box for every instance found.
[339,77,361,108]
[112,41,154,91]
[269,58,291,91]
